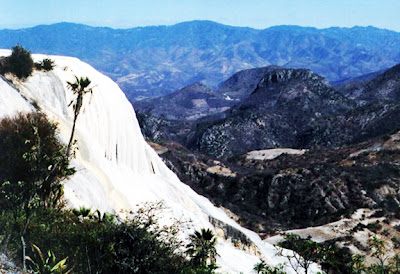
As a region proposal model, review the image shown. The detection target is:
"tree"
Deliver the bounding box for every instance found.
[0,112,74,270]
[66,76,93,157]
[369,236,390,272]
[186,228,218,268]
[0,112,74,206]
[277,234,319,274]
[7,44,34,79]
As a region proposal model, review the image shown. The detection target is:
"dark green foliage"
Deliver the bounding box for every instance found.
[0,112,74,209]
[7,44,34,79]
[277,233,400,274]
[182,263,219,274]
[253,260,286,274]
[25,243,71,274]
[0,112,75,270]
[0,201,215,273]
[107,222,184,273]
[72,206,91,218]
[11,206,189,273]
[277,234,320,274]
[346,236,400,274]
[392,237,400,248]
[366,221,383,233]
[35,58,55,71]
[186,228,218,269]
[278,233,355,274]
[0,56,8,75]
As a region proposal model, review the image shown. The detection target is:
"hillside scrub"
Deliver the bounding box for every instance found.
[0,112,74,270]
[0,202,219,273]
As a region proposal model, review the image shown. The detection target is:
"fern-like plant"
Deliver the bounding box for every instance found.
[26,243,72,274]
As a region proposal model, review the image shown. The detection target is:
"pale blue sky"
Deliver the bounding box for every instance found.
[0,0,399,31]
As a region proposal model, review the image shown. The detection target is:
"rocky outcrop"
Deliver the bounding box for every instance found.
[215,66,280,101]
[135,68,286,122]
[189,68,353,157]
[339,63,400,104]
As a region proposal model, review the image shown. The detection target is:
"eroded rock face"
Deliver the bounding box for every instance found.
[153,138,400,235]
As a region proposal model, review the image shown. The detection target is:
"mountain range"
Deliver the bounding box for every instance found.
[1,21,400,100]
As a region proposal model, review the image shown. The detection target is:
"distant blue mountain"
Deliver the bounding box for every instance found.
[1,21,399,101]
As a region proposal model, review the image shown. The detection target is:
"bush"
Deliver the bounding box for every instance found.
[278,234,354,273]
[253,260,286,274]
[0,112,75,270]
[35,58,55,71]
[7,44,34,79]
[0,112,74,208]
[1,198,213,273]
[12,204,189,273]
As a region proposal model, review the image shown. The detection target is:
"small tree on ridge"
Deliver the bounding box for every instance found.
[66,76,93,157]
[8,44,34,79]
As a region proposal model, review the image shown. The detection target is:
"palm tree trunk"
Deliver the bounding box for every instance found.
[66,94,82,157]
[66,111,78,157]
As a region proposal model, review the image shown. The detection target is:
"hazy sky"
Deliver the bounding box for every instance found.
[0,0,399,31]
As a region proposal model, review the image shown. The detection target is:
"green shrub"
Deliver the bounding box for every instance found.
[0,112,74,208]
[7,44,34,79]
[18,204,189,273]
[278,233,354,273]
[0,111,75,270]
[366,221,383,233]
[35,58,55,71]
[41,58,55,71]
[253,260,286,274]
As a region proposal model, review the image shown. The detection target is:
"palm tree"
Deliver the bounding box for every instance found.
[186,228,218,267]
[66,76,93,157]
